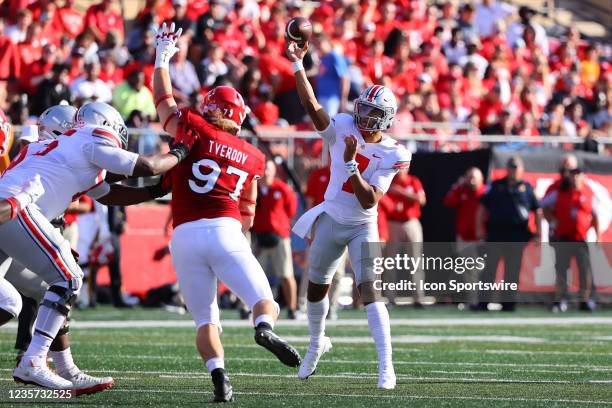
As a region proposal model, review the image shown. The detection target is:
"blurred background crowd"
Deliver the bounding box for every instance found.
[0,0,610,316]
[0,0,610,152]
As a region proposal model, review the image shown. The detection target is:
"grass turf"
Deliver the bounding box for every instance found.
[0,306,611,407]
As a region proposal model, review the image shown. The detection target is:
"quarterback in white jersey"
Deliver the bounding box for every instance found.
[0,102,196,392]
[287,40,410,390]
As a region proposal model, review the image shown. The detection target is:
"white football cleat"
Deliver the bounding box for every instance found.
[13,357,73,390]
[298,336,332,380]
[58,367,114,396]
[377,365,396,390]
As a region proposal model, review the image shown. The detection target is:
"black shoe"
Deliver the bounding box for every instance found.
[239,308,251,320]
[254,323,301,367]
[413,302,424,309]
[287,309,296,320]
[579,300,596,312]
[469,302,488,312]
[211,368,233,403]
[501,302,516,312]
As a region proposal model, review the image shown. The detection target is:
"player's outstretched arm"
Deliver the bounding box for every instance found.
[286,41,330,131]
[344,135,383,209]
[96,179,168,206]
[131,124,198,177]
[153,22,183,138]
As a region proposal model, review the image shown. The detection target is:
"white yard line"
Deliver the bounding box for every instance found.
[156,371,612,385]
[2,317,612,329]
[109,389,612,405]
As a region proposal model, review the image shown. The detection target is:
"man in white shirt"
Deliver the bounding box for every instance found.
[475,0,515,38]
[70,61,113,103]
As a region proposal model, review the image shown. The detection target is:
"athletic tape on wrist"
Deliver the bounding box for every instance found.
[292,60,304,73]
[345,160,358,176]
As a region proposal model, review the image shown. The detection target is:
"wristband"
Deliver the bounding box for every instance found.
[5,197,20,220]
[155,94,173,109]
[345,160,358,176]
[13,191,32,209]
[168,143,189,162]
[292,60,304,73]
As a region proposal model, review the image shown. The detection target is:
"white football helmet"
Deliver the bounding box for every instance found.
[354,85,397,131]
[75,102,128,148]
[37,105,77,141]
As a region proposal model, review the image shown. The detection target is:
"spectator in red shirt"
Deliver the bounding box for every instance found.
[444,167,485,304]
[444,167,486,242]
[305,165,330,209]
[253,159,299,319]
[0,18,21,80]
[542,161,600,312]
[85,0,125,43]
[386,171,427,307]
[252,86,279,125]
[53,0,84,39]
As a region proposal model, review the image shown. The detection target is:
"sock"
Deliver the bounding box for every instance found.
[307,297,329,347]
[254,314,274,329]
[365,302,393,372]
[205,357,225,373]
[23,292,66,358]
[49,348,76,375]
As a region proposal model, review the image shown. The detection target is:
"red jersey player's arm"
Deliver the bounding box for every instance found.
[153,65,180,138]
[239,180,258,233]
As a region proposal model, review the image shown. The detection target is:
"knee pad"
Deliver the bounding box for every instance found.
[40,284,77,317]
[0,279,22,317]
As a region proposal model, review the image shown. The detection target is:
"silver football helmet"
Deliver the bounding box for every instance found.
[75,102,128,148]
[354,85,397,131]
[37,105,77,141]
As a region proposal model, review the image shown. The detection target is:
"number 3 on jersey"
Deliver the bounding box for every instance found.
[189,158,249,201]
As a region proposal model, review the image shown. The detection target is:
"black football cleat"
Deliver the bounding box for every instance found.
[211,368,233,403]
[254,323,302,367]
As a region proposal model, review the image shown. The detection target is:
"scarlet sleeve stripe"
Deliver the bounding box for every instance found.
[393,161,411,169]
[92,128,121,148]
[155,94,173,109]
[17,208,73,280]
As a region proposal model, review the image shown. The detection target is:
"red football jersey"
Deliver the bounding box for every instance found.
[163,109,266,228]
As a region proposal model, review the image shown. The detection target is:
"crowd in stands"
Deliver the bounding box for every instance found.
[0,0,610,156]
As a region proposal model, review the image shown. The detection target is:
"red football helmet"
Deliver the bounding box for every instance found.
[201,86,246,129]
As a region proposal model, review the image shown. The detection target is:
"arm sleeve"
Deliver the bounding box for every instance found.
[370,168,399,194]
[83,142,139,176]
[317,116,336,144]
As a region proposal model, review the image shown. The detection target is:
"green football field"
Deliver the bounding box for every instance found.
[0,306,611,407]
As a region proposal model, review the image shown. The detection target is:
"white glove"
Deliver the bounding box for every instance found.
[153,22,183,69]
[13,175,45,209]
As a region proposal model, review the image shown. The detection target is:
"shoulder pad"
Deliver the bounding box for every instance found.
[91,127,121,148]
[380,144,412,170]
[332,113,353,129]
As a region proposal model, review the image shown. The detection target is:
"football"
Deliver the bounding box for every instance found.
[285,16,312,48]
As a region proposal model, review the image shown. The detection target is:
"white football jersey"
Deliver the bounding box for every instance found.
[0,125,138,220]
[319,113,411,224]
